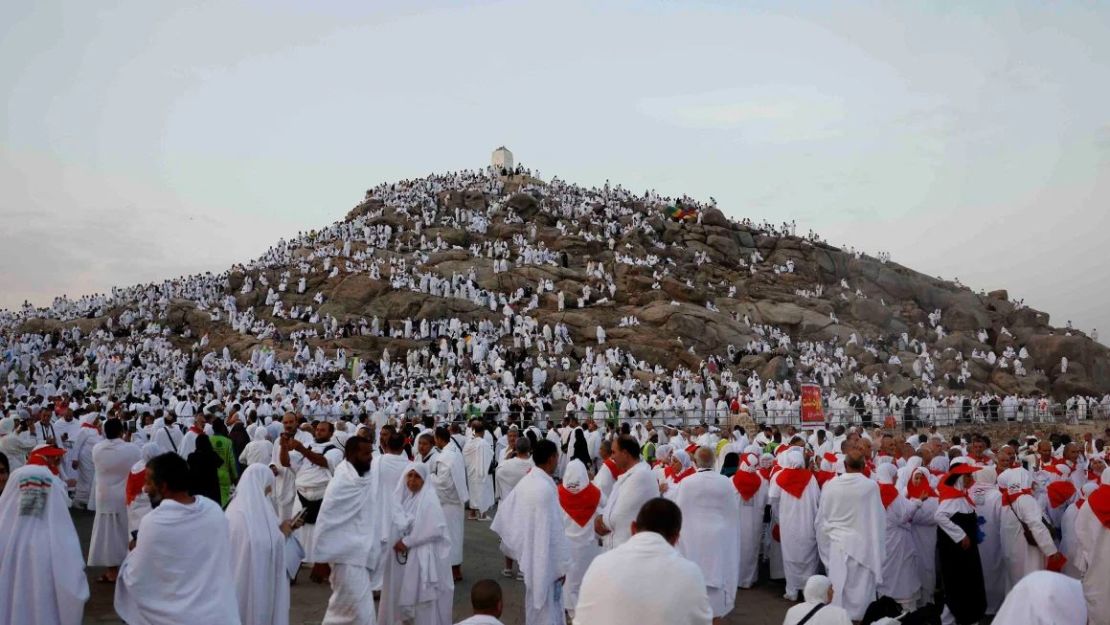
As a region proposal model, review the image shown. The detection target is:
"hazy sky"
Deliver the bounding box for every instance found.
[2,1,1108,339]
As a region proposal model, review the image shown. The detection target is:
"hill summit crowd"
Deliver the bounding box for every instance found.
[2,166,1109,625]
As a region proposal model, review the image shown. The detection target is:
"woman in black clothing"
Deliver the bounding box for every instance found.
[720,452,740,477]
[187,434,223,504]
[227,421,250,473]
[570,429,592,469]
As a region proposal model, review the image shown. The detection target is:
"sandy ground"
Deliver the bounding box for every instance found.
[75,507,797,625]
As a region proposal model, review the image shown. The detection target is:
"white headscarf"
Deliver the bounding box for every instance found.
[0,465,89,625]
[562,459,590,494]
[131,443,161,474]
[802,574,832,604]
[391,462,451,618]
[992,571,1086,624]
[779,449,805,470]
[672,449,692,471]
[654,444,673,465]
[875,463,898,485]
[999,467,1033,494]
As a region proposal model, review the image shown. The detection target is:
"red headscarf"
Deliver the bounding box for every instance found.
[732,456,763,502]
[558,482,602,527]
[905,474,937,500]
[1088,484,1110,529]
[938,482,974,505]
[126,468,147,506]
[879,483,899,509]
[1047,481,1078,510]
[27,446,65,475]
[774,468,814,499]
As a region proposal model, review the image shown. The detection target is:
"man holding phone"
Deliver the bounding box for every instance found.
[279,417,343,583]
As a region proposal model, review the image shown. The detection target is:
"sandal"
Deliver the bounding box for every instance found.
[96,573,116,584]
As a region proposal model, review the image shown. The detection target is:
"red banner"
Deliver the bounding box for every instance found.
[800,384,824,429]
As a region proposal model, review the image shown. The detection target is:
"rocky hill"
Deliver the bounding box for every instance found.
[13,169,1110,400]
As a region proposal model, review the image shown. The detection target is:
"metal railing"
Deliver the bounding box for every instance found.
[206,402,1108,431]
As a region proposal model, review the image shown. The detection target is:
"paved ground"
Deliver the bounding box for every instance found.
[76,508,796,625]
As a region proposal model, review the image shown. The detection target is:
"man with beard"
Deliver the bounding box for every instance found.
[315,435,383,625]
[114,453,239,625]
[280,420,344,583]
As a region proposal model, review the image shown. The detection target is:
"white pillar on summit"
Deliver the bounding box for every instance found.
[491,146,513,173]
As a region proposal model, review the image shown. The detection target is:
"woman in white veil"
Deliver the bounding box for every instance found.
[226,464,291,625]
[379,462,453,625]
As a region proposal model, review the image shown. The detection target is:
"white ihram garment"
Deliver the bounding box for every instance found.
[574,531,712,625]
[226,465,290,625]
[463,436,495,513]
[378,462,453,625]
[114,496,240,625]
[1074,469,1110,623]
[432,444,468,566]
[600,461,658,549]
[315,460,384,625]
[0,465,90,625]
[816,472,885,621]
[769,452,821,596]
[491,467,571,625]
[88,438,141,567]
[672,469,741,617]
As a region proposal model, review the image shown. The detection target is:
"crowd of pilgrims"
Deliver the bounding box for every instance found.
[4,168,1100,416]
[2,168,1110,624]
[2,391,1109,625]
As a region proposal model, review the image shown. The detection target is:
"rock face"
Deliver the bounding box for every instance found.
[21,170,1109,400]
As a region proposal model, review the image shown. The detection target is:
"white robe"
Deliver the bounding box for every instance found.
[592,460,618,498]
[1075,485,1110,622]
[378,463,453,625]
[494,456,533,500]
[877,490,921,603]
[73,426,101,505]
[992,570,1088,625]
[970,485,1005,612]
[226,465,289,625]
[734,473,768,588]
[816,473,885,621]
[600,461,659,549]
[0,465,89,625]
[463,436,494,513]
[115,496,240,625]
[88,438,141,567]
[239,428,274,467]
[575,531,712,625]
[1000,495,1057,593]
[431,444,468,566]
[558,472,603,616]
[908,496,939,607]
[769,471,821,595]
[672,469,741,617]
[315,460,384,625]
[369,453,410,591]
[491,468,571,625]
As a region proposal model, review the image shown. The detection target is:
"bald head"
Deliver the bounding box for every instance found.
[694,446,715,469]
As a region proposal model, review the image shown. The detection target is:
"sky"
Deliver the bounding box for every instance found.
[2,1,1108,339]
